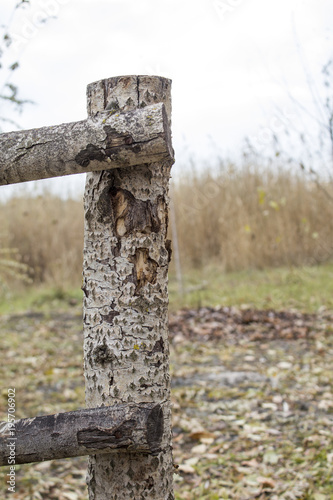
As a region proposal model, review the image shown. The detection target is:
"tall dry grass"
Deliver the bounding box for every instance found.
[0,159,332,290]
[0,193,84,288]
[171,161,333,272]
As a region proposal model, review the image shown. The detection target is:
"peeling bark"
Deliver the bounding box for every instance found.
[83,76,175,499]
[0,103,173,186]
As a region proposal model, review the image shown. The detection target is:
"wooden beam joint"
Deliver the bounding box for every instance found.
[0,102,173,186]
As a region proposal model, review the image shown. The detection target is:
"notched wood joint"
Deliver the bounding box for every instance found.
[77,419,136,449]
[75,143,105,168]
[75,126,134,169]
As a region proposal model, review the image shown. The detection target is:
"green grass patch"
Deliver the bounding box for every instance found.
[1,262,333,316]
[0,285,83,315]
[168,262,333,312]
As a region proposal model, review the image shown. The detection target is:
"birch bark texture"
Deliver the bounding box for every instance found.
[0,102,172,186]
[83,76,175,500]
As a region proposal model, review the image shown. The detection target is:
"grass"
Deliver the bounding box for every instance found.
[168,262,333,312]
[0,286,82,315]
[1,262,333,316]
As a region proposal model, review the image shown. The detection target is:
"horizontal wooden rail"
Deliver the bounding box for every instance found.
[0,403,163,465]
[0,102,173,186]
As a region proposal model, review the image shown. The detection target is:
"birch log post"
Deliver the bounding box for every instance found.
[83,76,175,500]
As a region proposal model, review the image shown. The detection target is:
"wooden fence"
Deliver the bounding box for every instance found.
[0,75,175,500]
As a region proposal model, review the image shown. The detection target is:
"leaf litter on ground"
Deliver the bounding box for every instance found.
[0,304,332,499]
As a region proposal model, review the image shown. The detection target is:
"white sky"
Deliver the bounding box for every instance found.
[0,0,332,198]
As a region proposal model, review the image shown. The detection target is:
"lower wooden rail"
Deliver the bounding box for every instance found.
[0,403,163,465]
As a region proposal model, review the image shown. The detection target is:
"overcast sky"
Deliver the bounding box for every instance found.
[0,0,332,198]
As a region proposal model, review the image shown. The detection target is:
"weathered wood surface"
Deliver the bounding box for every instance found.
[83,75,175,499]
[0,403,163,466]
[0,102,173,186]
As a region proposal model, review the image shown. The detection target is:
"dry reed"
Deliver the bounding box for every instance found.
[0,160,332,289]
[171,160,333,272]
[0,193,84,287]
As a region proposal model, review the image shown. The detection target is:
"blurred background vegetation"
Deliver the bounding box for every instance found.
[1,152,333,313]
[0,2,332,314]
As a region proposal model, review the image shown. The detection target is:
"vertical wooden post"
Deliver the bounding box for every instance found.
[82,76,175,499]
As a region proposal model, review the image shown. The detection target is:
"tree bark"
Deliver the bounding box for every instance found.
[83,75,175,499]
[0,404,163,466]
[0,103,173,186]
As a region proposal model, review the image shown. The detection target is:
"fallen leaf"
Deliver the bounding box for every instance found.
[241,459,260,468]
[189,430,216,441]
[263,450,279,465]
[313,493,327,500]
[178,464,196,474]
[185,457,200,466]
[191,444,207,454]
[257,476,276,488]
[277,361,292,369]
